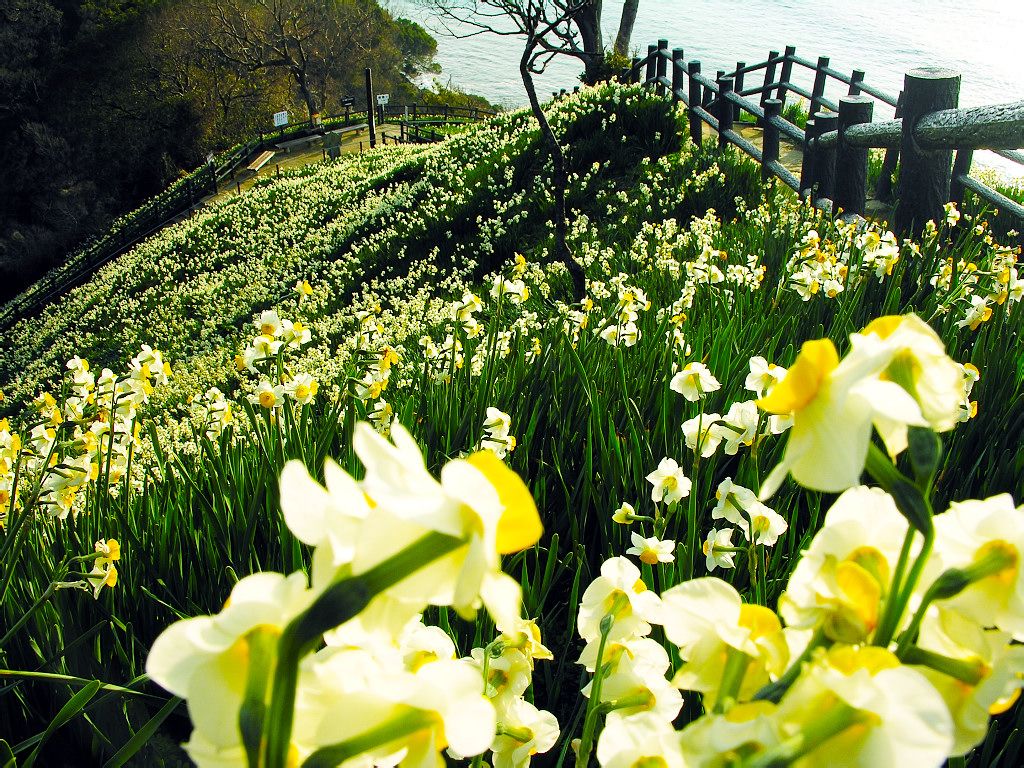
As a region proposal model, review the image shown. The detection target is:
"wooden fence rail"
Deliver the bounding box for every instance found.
[624,40,1023,235]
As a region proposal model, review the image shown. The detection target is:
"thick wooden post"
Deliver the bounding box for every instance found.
[718,77,734,150]
[760,50,780,121]
[763,98,782,182]
[835,96,874,216]
[646,44,658,84]
[895,68,961,233]
[949,149,973,205]
[656,39,669,95]
[810,56,830,115]
[813,111,839,202]
[365,68,377,149]
[777,45,796,107]
[672,49,685,101]
[876,92,903,201]
[733,62,745,120]
[801,118,820,197]
[630,57,642,84]
[688,61,703,145]
[849,69,865,96]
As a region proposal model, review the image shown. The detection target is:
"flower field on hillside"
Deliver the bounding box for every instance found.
[1,83,1023,767]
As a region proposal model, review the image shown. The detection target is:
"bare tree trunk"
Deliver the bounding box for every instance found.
[614,0,641,57]
[519,48,586,298]
[574,1,604,84]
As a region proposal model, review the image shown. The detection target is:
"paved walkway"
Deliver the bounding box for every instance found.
[202,124,404,206]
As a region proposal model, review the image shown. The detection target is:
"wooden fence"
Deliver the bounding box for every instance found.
[625,41,1024,236]
[0,104,494,331]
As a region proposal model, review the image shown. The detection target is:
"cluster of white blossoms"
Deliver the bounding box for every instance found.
[1,345,171,525]
[236,307,319,412]
[478,406,517,460]
[147,421,554,768]
[597,281,651,348]
[189,386,234,440]
[572,314,1024,767]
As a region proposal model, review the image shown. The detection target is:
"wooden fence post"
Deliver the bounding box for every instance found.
[672,49,685,101]
[849,69,865,96]
[895,67,961,233]
[801,117,820,197]
[810,56,830,116]
[646,44,658,84]
[777,45,796,108]
[688,61,703,145]
[718,77,734,150]
[835,96,874,216]
[876,92,903,201]
[656,39,669,95]
[630,57,642,83]
[365,68,377,149]
[813,111,839,203]
[949,149,973,205]
[760,50,780,122]
[734,62,746,120]
[763,99,782,182]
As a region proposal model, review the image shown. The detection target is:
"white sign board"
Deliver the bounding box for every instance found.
[273,111,289,127]
[376,94,390,106]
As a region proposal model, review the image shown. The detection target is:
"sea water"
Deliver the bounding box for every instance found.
[389,0,1024,176]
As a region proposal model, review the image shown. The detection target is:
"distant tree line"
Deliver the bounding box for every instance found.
[0,0,483,302]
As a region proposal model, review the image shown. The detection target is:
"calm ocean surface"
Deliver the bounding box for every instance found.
[390,0,1024,176]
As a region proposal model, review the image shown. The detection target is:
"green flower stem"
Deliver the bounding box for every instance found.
[753,627,827,703]
[873,526,915,647]
[715,647,753,713]
[597,691,655,715]
[301,709,435,768]
[470,640,504,768]
[901,646,985,685]
[746,703,866,768]
[576,598,627,768]
[239,627,280,768]
[262,531,463,768]
[496,724,536,742]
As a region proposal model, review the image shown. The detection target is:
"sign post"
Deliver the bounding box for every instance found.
[273,111,289,128]
[376,93,390,127]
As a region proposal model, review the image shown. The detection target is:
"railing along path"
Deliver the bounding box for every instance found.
[624,40,1024,237]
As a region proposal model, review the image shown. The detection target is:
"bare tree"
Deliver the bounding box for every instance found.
[196,0,380,119]
[613,0,640,57]
[427,1,601,296]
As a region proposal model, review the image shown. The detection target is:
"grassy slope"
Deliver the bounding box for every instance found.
[2,83,1023,764]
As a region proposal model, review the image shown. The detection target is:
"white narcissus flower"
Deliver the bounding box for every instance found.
[611,502,637,524]
[256,309,282,337]
[778,486,909,644]
[490,698,560,768]
[299,649,496,767]
[279,458,371,589]
[577,556,662,642]
[678,700,782,767]
[645,457,691,505]
[912,607,1024,755]
[284,373,318,404]
[670,361,721,401]
[682,412,723,457]
[745,356,788,397]
[661,578,789,709]
[852,314,964,450]
[596,711,685,768]
[625,532,676,565]
[932,494,1024,639]
[146,572,314,757]
[719,399,759,455]
[775,645,953,767]
[756,332,925,498]
[251,380,284,410]
[351,422,542,627]
[704,527,737,572]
